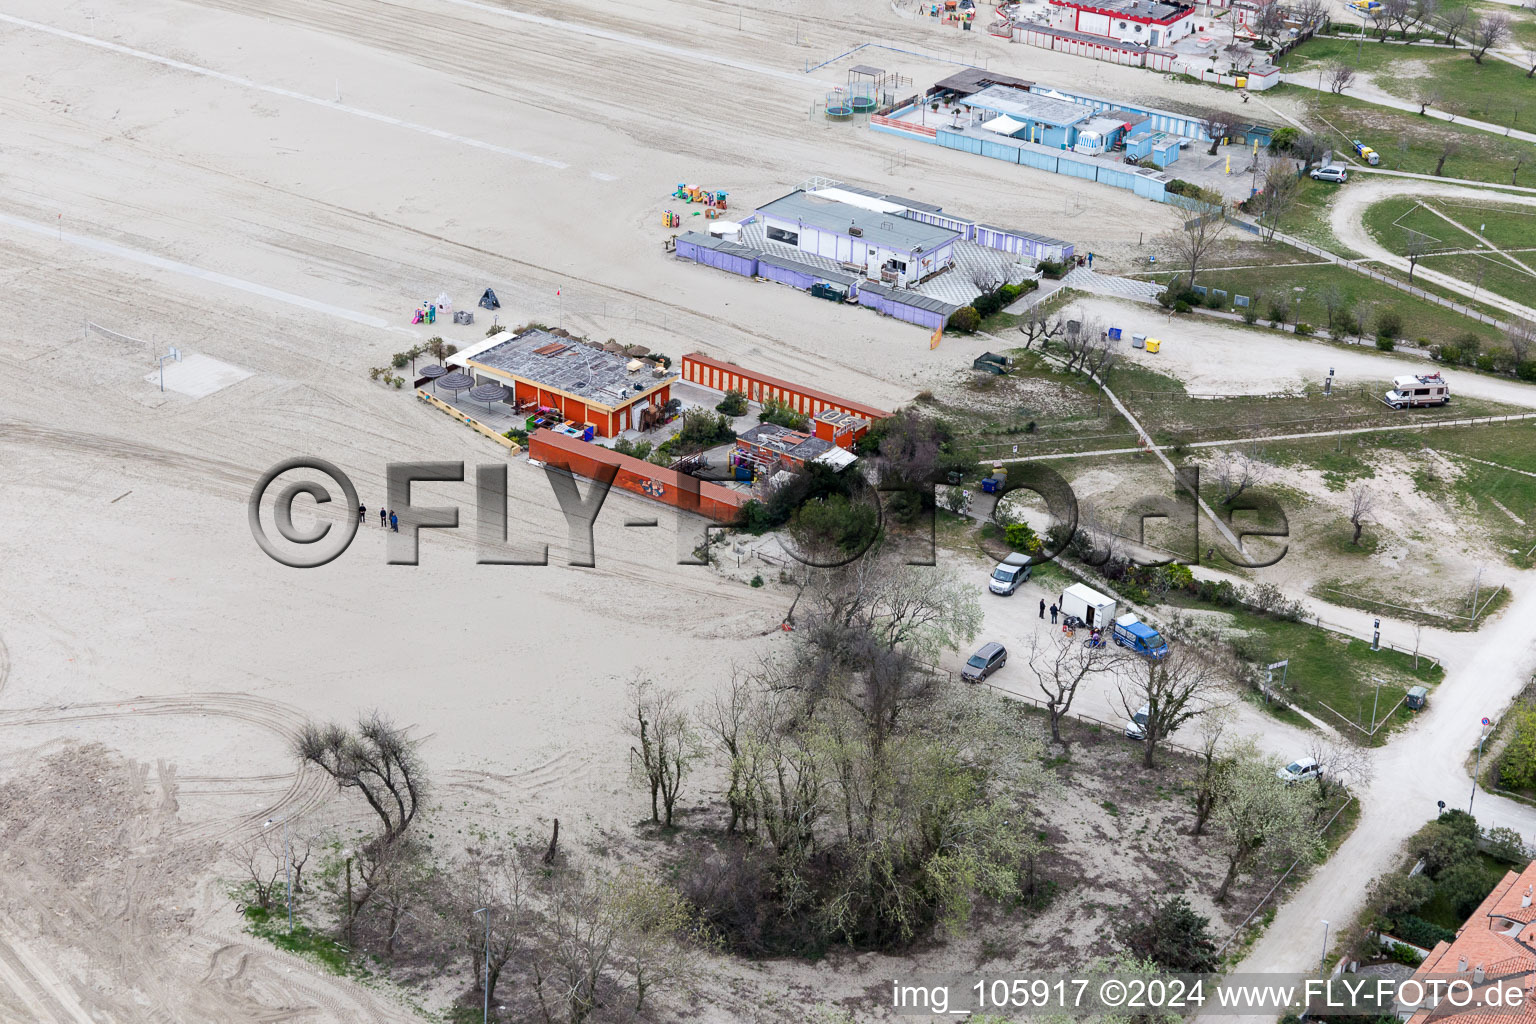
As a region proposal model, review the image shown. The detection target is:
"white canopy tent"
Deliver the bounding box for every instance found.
[980,114,1028,136]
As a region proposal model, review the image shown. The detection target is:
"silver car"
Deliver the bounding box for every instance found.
[1309,165,1348,183]
[962,642,1008,683]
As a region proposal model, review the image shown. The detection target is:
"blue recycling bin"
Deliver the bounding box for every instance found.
[1108,327,1122,340]
[982,477,1000,494]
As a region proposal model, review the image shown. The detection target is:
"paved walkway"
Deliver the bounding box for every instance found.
[1057,266,1164,301]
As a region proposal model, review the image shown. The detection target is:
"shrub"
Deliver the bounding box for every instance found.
[1036,259,1067,279]
[1376,336,1396,351]
[675,408,736,451]
[948,306,981,333]
[1476,354,1496,372]
[1004,521,1042,554]
[1454,332,1483,361]
[750,574,764,588]
[391,352,409,369]
[502,427,529,445]
[1498,706,1536,791]
[1375,309,1404,340]
[1156,288,1175,309]
[1173,300,1192,314]
[1241,304,1259,325]
[1294,323,1314,336]
[1484,826,1527,863]
[1387,942,1425,967]
[760,397,810,431]
[1438,859,1500,918]
[1390,916,1456,949]
[1519,362,1536,382]
[715,389,749,416]
[1166,179,1198,197]
[1204,290,1224,309]
[1436,344,1461,364]
[485,324,506,337]
[1267,298,1290,325]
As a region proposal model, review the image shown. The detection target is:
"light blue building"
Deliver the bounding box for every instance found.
[958,85,1151,157]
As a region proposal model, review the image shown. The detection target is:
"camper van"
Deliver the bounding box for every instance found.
[1060,583,1116,629]
[989,553,1033,596]
[1385,372,1451,410]
[1111,615,1169,659]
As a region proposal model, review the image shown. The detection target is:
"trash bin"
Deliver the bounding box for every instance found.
[1132,334,1146,349]
[1146,338,1161,354]
[982,477,999,494]
[1109,327,1122,340]
[1406,685,1428,710]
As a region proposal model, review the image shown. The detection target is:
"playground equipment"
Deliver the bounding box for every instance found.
[672,184,728,209]
[825,86,853,121]
[411,304,437,325]
[663,210,680,227]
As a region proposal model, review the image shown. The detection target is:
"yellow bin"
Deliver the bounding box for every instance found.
[1235,76,1247,88]
[1146,338,1162,353]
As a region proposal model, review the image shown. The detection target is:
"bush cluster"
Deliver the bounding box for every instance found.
[971,279,1038,320]
[948,306,981,333]
[715,389,749,416]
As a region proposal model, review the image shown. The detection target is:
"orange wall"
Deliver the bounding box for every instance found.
[528,431,748,522]
[680,352,890,422]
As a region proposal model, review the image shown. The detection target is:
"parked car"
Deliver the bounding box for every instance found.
[1124,703,1150,740]
[989,553,1033,596]
[962,642,1008,682]
[1111,614,1169,658]
[1277,756,1322,784]
[1310,165,1348,183]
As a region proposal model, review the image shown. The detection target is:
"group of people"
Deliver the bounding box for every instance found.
[1039,597,1102,645]
[360,504,399,532]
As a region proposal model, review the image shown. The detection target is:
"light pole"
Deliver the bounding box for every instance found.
[263,816,294,932]
[1320,919,1331,973]
[1471,718,1493,813]
[474,907,490,1024]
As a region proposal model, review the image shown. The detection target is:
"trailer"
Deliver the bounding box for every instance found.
[1384,372,1450,409]
[1060,583,1116,629]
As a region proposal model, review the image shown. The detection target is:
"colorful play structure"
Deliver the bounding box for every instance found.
[662,210,681,227]
[411,304,437,325]
[672,184,728,209]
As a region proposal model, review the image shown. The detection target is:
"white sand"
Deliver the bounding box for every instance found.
[0,0,1475,1016]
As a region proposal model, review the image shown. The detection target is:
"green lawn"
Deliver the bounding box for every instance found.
[1136,258,1505,349]
[1417,252,1535,309]
[1362,196,1536,254]
[1167,598,1444,743]
[1359,196,1536,307]
[1292,90,1533,188]
[1282,36,1536,127]
[1272,177,1366,256]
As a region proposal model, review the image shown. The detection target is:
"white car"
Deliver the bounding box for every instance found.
[1277,756,1322,784]
[1310,165,1348,183]
[1124,704,1150,740]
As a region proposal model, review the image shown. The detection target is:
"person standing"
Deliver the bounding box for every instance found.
[1087,251,1095,268]
[380,507,388,529]
[357,503,366,523]
[1039,598,1046,619]
[1050,604,1058,624]
[389,511,399,533]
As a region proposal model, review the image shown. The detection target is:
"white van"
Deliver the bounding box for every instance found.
[989,553,1033,596]
[1385,372,1450,409]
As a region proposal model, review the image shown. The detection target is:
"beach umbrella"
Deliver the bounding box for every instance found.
[468,382,510,413]
[419,364,447,391]
[438,372,475,398]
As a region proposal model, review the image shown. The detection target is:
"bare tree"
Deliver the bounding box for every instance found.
[242,828,306,911]
[1191,710,1234,836]
[1404,228,1434,284]
[1414,84,1444,115]
[1118,646,1228,769]
[440,840,533,1013]
[1164,203,1229,290]
[1018,302,1068,348]
[1295,0,1328,27]
[1060,314,1116,375]
[297,712,425,848]
[1305,738,1375,809]
[1210,448,1270,505]
[1438,5,1470,44]
[628,676,701,827]
[1256,2,1287,44]
[1385,0,1417,37]
[1203,108,1242,156]
[1255,161,1301,241]
[529,869,629,1024]
[1328,62,1357,94]
[1026,628,1124,744]
[1348,482,1376,545]
[1471,13,1511,62]
[1411,0,1440,32]
[1506,318,1535,370]
[699,672,756,834]
[1320,284,1347,333]
[1523,45,1536,77]
[1434,139,1461,176]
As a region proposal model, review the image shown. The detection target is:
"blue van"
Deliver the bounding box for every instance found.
[1112,615,1169,659]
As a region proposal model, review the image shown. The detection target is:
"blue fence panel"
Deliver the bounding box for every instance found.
[1234,294,1250,307]
[1057,155,1098,181]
